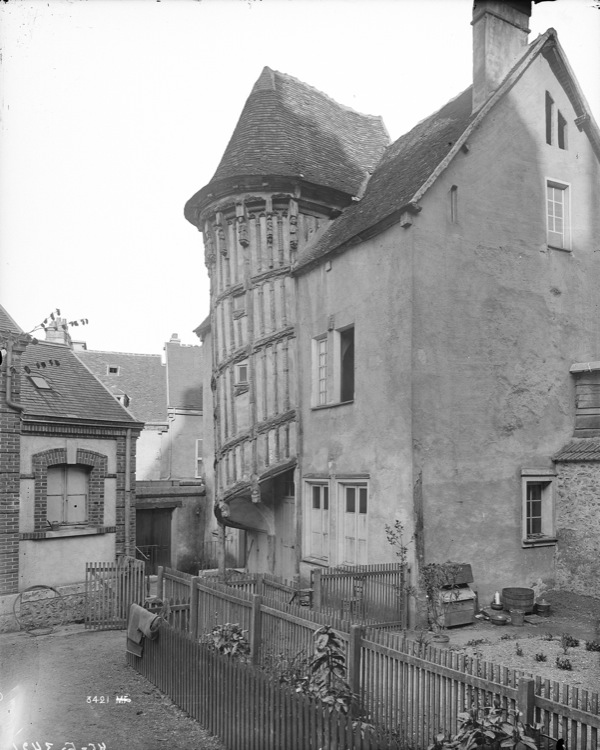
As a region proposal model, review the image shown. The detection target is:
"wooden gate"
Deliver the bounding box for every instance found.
[85,555,146,630]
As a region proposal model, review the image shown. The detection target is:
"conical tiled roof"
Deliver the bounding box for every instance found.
[200,67,389,200]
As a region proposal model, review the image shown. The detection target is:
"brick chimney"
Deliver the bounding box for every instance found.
[44,317,72,347]
[472,0,532,112]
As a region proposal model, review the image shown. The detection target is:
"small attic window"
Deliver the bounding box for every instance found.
[29,374,52,390]
[107,365,120,375]
[545,92,554,145]
[557,111,567,150]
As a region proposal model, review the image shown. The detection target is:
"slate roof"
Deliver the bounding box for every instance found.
[554,439,600,462]
[194,66,389,204]
[165,342,203,410]
[76,350,167,423]
[19,341,141,425]
[0,304,23,334]
[293,86,475,272]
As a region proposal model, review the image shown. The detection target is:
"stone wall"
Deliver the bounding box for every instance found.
[555,461,600,597]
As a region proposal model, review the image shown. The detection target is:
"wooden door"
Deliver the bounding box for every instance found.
[136,509,172,574]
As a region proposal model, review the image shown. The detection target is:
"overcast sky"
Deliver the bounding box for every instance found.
[1,0,599,354]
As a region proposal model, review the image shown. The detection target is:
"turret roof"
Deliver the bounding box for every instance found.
[201,67,389,200]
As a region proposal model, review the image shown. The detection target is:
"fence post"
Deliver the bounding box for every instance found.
[518,677,535,726]
[348,624,363,717]
[157,566,164,600]
[190,576,200,640]
[312,569,322,611]
[250,594,262,665]
[256,573,264,597]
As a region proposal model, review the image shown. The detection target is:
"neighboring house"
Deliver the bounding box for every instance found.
[77,334,208,573]
[185,0,600,604]
[0,306,143,628]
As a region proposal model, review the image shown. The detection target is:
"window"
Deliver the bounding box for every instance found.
[232,293,246,314]
[340,483,368,564]
[545,92,554,145]
[312,325,355,407]
[47,464,90,525]
[317,337,328,405]
[115,393,130,408]
[449,185,458,223]
[235,362,249,385]
[29,374,52,390]
[306,483,329,561]
[195,439,204,478]
[521,469,556,545]
[107,365,120,375]
[339,327,355,403]
[557,111,567,150]
[546,180,570,250]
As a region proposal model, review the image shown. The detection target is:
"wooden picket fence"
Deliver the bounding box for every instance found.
[146,567,600,750]
[85,556,145,630]
[127,620,401,750]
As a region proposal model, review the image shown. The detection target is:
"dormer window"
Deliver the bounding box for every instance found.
[107,365,120,375]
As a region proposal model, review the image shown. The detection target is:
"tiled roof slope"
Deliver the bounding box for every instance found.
[76,350,167,423]
[207,67,390,198]
[0,304,23,334]
[19,342,140,425]
[165,342,203,410]
[294,86,474,272]
[554,439,600,462]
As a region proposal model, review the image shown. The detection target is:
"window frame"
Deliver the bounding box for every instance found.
[311,324,355,409]
[235,361,249,385]
[46,463,90,526]
[337,479,368,565]
[303,480,331,563]
[546,179,571,251]
[521,469,556,547]
[195,439,204,479]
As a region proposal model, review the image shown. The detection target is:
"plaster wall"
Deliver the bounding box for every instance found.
[136,428,163,480]
[162,411,203,479]
[409,54,600,603]
[554,462,600,597]
[19,534,116,589]
[297,227,416,573]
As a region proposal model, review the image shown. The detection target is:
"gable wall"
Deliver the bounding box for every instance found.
[296,227,417,575]
[410,53,600,603]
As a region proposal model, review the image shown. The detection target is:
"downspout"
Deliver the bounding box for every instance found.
[5,342,25,412]
[125,427,132,557]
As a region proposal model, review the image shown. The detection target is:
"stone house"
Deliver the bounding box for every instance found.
[76,332,208,573]
[0,306,142,628]
[185,1,600,603]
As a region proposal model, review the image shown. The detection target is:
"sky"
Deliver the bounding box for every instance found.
[1,0,599,355]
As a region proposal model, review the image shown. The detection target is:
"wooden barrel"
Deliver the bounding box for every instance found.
[502,587,534,614]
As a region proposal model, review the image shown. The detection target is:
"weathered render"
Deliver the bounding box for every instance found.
[186,1,600,604]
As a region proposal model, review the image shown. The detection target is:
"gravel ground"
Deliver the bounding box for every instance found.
[0,625,225,750]
[442,589,600,694]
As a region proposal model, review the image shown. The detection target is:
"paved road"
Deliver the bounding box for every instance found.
[0,625,225,750]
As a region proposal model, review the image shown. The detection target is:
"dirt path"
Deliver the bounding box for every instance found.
[0,625,225,750]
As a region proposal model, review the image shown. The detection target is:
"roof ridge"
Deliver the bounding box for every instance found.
[79,349,163,358]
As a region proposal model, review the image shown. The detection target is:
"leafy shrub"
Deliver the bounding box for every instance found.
[205,622,250,660]
[556,656,572,671]
[428,701,537,750]
[541,632,554,641]
[465,638,488,647]
[534,652,547,662]
[515,642,523,657]
[585,640,600,652]
[262,648,310,690]
[306,626,354,713]
[500,633,518,641]
[561,633,580,650]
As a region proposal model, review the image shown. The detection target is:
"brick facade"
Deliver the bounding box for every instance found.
[0,337,28,594]
[31,448,108,530]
